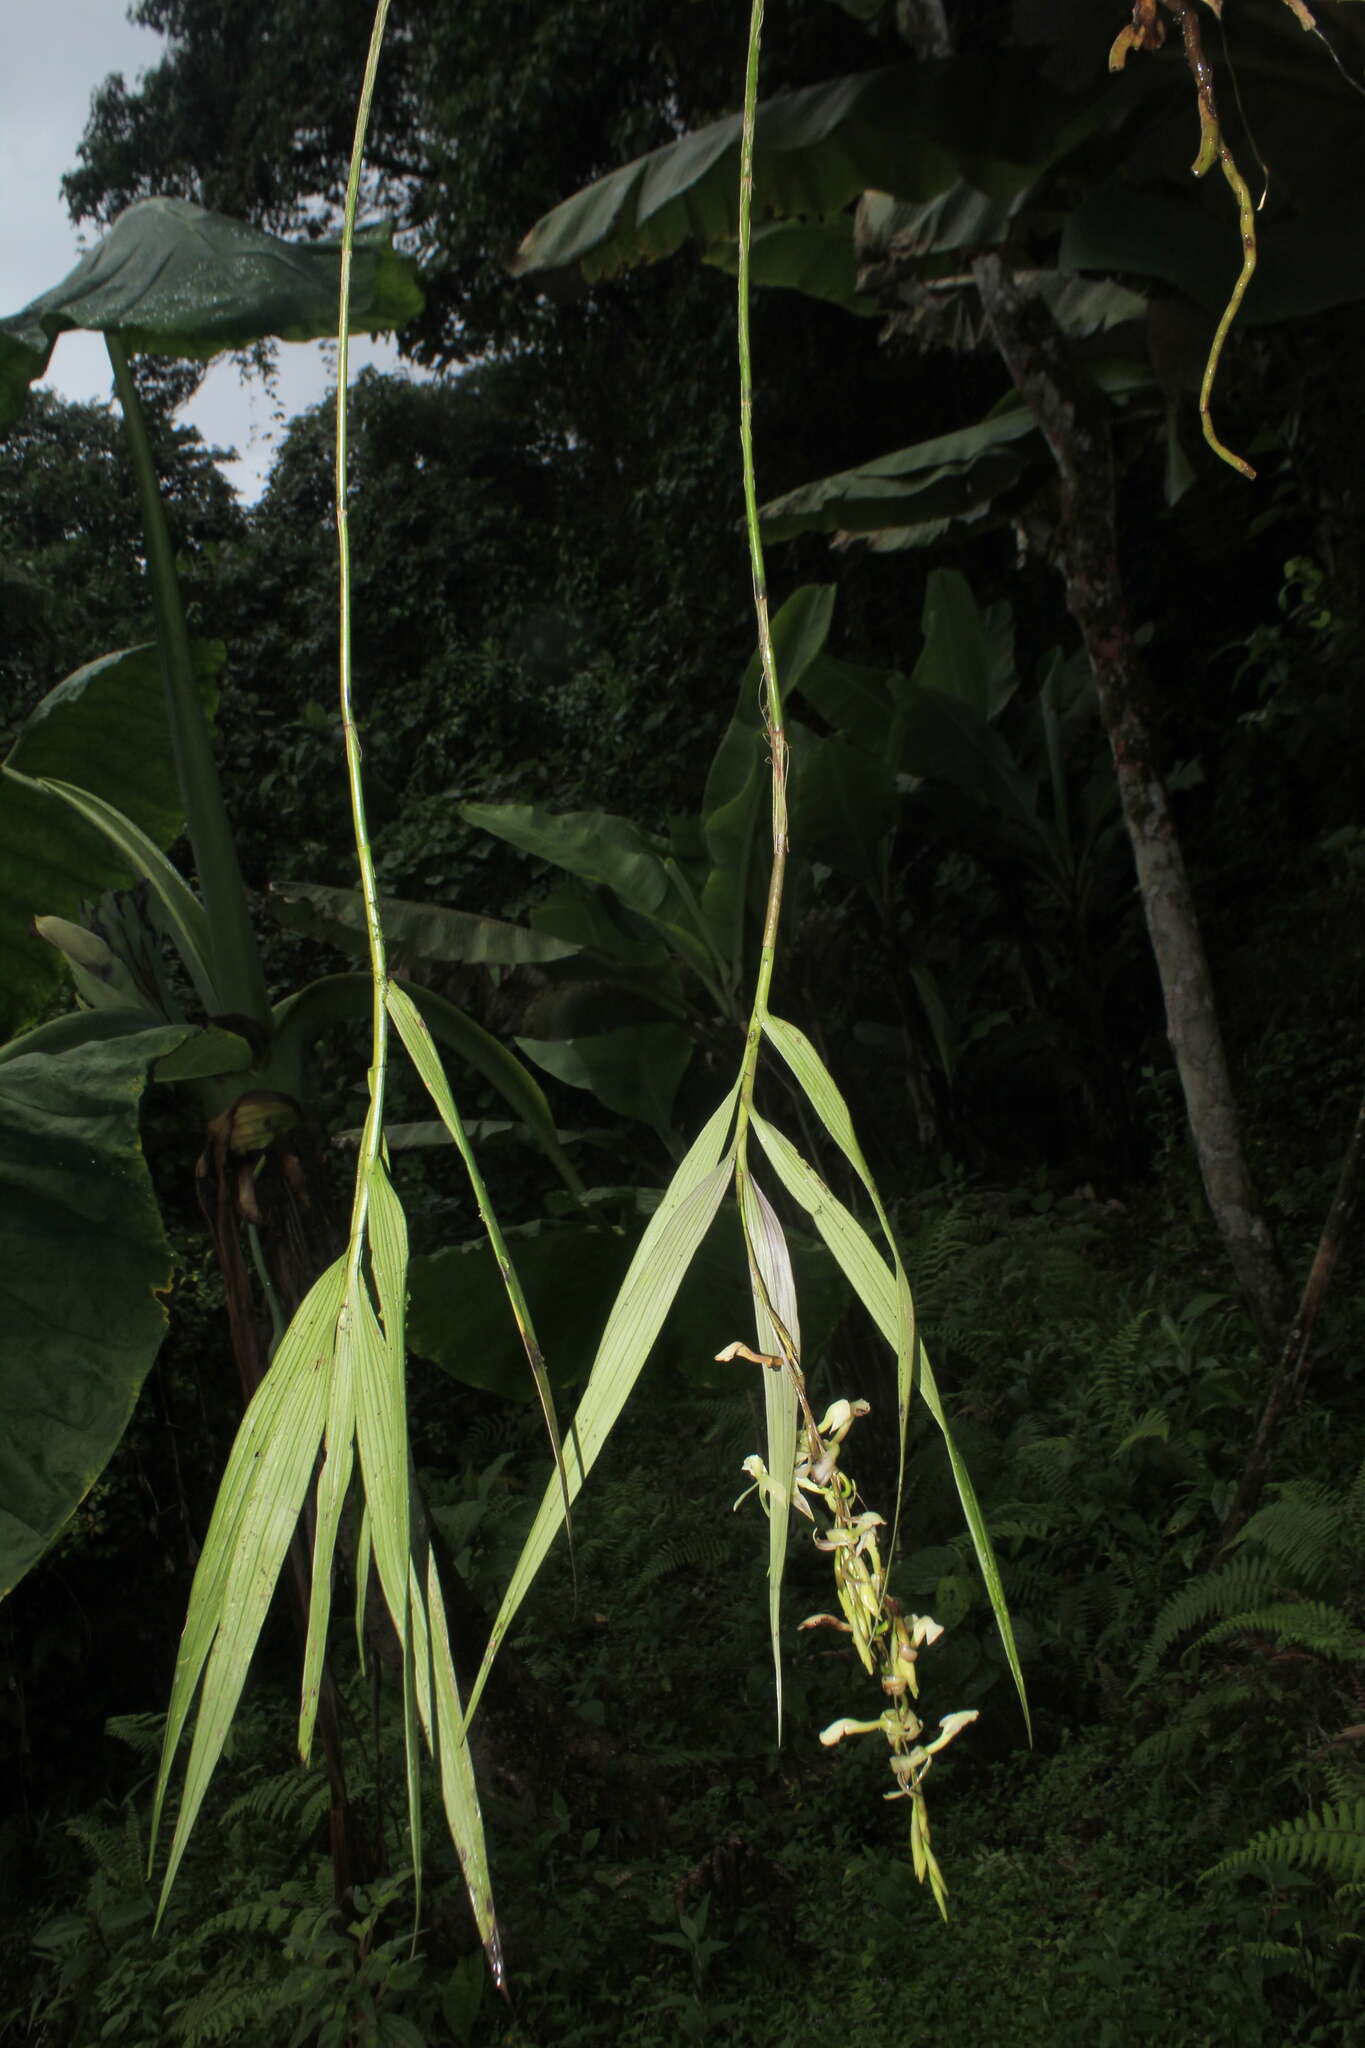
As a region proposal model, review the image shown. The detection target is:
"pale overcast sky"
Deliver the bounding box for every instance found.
[2,0,405,501]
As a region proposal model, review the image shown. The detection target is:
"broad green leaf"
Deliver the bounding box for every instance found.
[758,365,1152,547]
[460,802,680,920]
[270,973,581,1195]
[758,402,1041,545]
[34,915,156,1014]
[152,1256,346,1911]
[270,880,580,967]
[855,184,1025,275]
[0,1006,169,1067]
[517,1022,692,1137]
[1062,183,1365,329]
[0,1024,190,1598]
[529,881,673,971]
[789,735,896,896]
[151,1025,254,1085]
[791,651,899,758]
[411,1205,847,1400]
[464,1084,739,1724]
[512,58,1081,287]
[737,1174,800,1729]
[750,1106,1028,1733]
[32,778,216,1010]
[910,568,1018,723]
[332,1117,523,1154]
[704,219,879,316]
[409,1227,634,1400]
[0,200,422,427]
[0,642,222,1036]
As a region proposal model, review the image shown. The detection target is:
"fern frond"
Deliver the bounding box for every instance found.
[193,1895,295,1944]
[1089,1314,1149,1433]
[1139,1557,1275,1680]
[220,1765,329,1835]
[106,1711,167,1760]
[1320,1756,1365,1809]
[1206,1798,1365,1888]
[1229,1940,1329,1992]
[1195,1600,1365,1664]
[1115,1406,1169,1455]
[168,1974,286,2046]
[1235,1482,1352,1596]
[1129,1680,1255,1768]
[67,1807,148,1892]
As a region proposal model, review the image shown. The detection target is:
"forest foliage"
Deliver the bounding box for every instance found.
[2,1,1365,2041]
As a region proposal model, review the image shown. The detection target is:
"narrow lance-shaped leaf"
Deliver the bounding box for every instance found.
[387,979,575,1555]
[464,1083,740,1726]
[736,1173,801,1730]
[750,1108,1029,1733]
[352,1157,424,1919]
[270,972,583,1195]
[298,1308,358,1767]
[151,1258,347,1913]
[763,1013,918,1559]
[427,1552,504,1987]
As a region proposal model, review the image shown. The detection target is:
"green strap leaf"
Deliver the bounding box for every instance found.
[762,1013,918,1563]
[750,1107,1028,1735]
[427,1552,504,1989]
[387,980,574,1557]
[736,1173,800,1731]
[298,1305,358,1766]
[151,1257,346,1915]
[271,972,583,1196]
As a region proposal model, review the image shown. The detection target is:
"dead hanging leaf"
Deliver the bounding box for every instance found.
[1109,0,1258,479]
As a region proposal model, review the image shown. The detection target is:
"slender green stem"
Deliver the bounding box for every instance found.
[336,0,396,1266]
[733,0,789,1175]
[247,1215,289,1354]
[107,336,270,1026]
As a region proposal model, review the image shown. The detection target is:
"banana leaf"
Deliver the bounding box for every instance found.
[269,880,581,966]
[0,643,223,1039]
[512,57,1086,289]
[0,1025,190,1598]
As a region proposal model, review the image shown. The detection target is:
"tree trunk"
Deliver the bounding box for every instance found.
[1216,1079,1365,1550]
[972,255,1289,1360]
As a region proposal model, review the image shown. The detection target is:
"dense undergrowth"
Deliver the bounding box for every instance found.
[5,1165,1362,2045]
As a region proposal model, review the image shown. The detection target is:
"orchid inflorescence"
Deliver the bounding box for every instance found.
[727,1356,977,1917]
